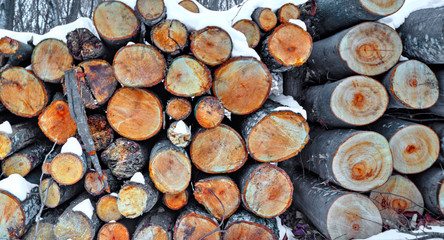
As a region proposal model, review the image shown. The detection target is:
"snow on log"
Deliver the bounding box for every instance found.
[167,120,192,148]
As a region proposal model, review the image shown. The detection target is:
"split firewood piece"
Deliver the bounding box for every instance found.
[191,124,247,173]
[23,207,64,240]
[397,6,444,64]
[151,19,188,55]
[428,69,444,117]
[31,38,73,83]
[298,128,393,192]
[411,166,444,216]
[166,98,192,121]
[429,122,444,163]
[0,121,42,160]
[194,176,241,220]
[1,140,52,177]
[0,36,33,71]
[370,174,424,227]
[113,44,165,87]
[98,222,130,240]
[86,114,114,151]
[277,3,300,23]
[107,87,163,140]
[39,177,84,208]
[135,0,166,27]
[50,152,87,185]
[242,100,309,162]
[165,55,212,97]
[38,98,77,144]
[251,8,277,32]
[179,0,199,13]
[307,22,402,80]
[0,67,48,117]
[93,1,140,49]
[190,26,232,66]
[117,172,160,218]
[213,57,271,115]
[302,0,404,40]
[232,19,261,48]
[382,60,439,109]
[224,210,278,240]
[101,138,148,179]
[0,174,40,239]
[369,117,439,174]
[54,193,101,240]
[195,96,224,128]
[66,28,109,61]
[174,205,221,240]
[167,120,192,147]
[133,207,175,240]
[304,75,388,127]
[149,140,191,193]
[84,169,120,196]
[239,163,293,218]
[96,194,122,222]
[164,190,188,210]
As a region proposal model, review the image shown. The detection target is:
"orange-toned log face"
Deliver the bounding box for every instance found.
[152,20,188,54]
[164,191,188,210]
[179,0,199,13]
[0,37,19,54]
[2,154,32,177]
[133,226,169,240]
[118,184,148,218]
[150,149,191,193]
[195,96,224,129]
[174,213,221,240]
[232,20,261,48]
[38,100,77,144]
[0,191,25,239]
[166,98,192,120]
[0,133,12,160]
[85,171,106,195]
[278,3,300,23]
[137,0,164,21]
[50,153,85,185]
[224,222,276,240]
[258,8,277,31]
[97,195,122,222]
[213,57,271,115]
[107,88,163,140]
[98,222,130,240]
[39,178,61,208]
[191,26,232,66]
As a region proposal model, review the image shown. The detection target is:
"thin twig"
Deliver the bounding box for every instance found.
[199,189,226,240]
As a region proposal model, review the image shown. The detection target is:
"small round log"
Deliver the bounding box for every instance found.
[191,124,247,173]
[23,208,60,240]
[38,99,77,144]
[194,96,224,129]
[190,26,233,66]
[277,3,300,23]
[179,0,199,13]
[50,153,86,185]
[107,87,163,140]
[239,164,293,218]
[428,69,444,117]
[86,114,114,151]
[410,166,444,216]
[224,210,278,240]
[166,98,192,121]
[0,37,33,69]
[0,121,42,160]
[93,1,140,49]
[213,57,271,115]
[304,75,388,127]
[66,28,109,61]
[98,222,130,240]
[151,19,188,55]
[232,19,261,48]
[31,38,73,83]
[174,205,221,240]
[97,194,122,222]
[251,8,277,32]
[135,0,166,27]
[165,55,212,97]
[39,177,84,208]
[113,44,165,88]
[84,169,120,196]
[133,207,175,240]
[167,120,192,148]
[164,190,188,210]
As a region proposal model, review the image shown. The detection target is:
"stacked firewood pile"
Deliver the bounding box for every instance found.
[0,0,443,239]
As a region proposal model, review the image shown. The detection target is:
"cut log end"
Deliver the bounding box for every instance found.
[133,225,169,240]
[136,0,165,25]
[2,154,32,177]
[0,133,12,160]
[252,8,277,32]
[0,190,26,239]
[39,178,61,208]
[167,121,192,147]
[97,222,130,240]
[179,0,199,13]
[87,114,114,151]
[191,26,233,66]
[0,37,19,55]
[166,98,192,120]
[332,131,393,192]
[232,19,261,48]
[23,222,55,240]
[54,211,94,240]
[360,0,405,16]
[97,195,122,222]
[174,212,221,240]
[66,28,107,61]
[84,171,107,196]
[164,191,188,210]
[195,96,225,129]
[278,3,300,23]
[224,222,277,240]
[117,183,149,218]
[151,19,188,54]
[50,153,85,185]
[38,99,77,144]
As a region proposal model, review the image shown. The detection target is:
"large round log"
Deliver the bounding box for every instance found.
[50,152,87,185]
[39,177,84,208]
[224,210,278,240]
[179,0,199,13]
[84,169,120,196]
[304,75,388,127]
[251,8,277,32]
[96,194,122,222]
[66,28,109,61]
[190,26,232,66]
[98,222,130,240]
[397,6,444,64]
[190,124,247,173]
[232,19,261,48]
[0,36,33,70]
[86,114,114,151]
[174,205,221,240]
[277,3,300,23]
[427,69,444,117]
[135,0,166,27]
[166,98,192,121]
[410,166,444,216]
[38,98,77,144]
[213,57,271,115]
[194,96,225,129]
[132,207,175,240]
[298,128,393,192]
[307,22,402,80]
[0,121,42,160]
[164,190,188,210]
[151,19,188,55]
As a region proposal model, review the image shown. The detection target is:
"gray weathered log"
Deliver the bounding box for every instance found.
[410,166,444,216]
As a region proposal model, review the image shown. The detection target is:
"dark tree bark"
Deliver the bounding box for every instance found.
[410,166,444,216]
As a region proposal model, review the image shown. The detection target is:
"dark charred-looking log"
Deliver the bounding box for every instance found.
[31,38,73,83]
[166,98,192,121]
[194,96,224,129]
[0,121,42,160]
[38,98,77,144]
[242,100,309,162]
[151,19,188,55]
[397,6,444,64]
[191,124,247,173]
[93,1,140,49]
[39,177,84,208]
[213,57,271,115]
[86,114,114,151]
[107,87,163,140]
[239,163,293,218]
[410,166,444,216]
[174,205,221,240]
[369,117,439,174]
[164,190,188,210]
[277,3,300,23]
[84,169,120,196]
[97,222,130,240]
[179,0,199,13]
[224,210,278,240]
[165,55,212,97]
[429,122,444,163]
[190,26,232,66]
[427,69,444,117]
[304,75,388,127]
[96,194,122,222]
[307,22,402,80]
[50,153,87,185]
[133,207,175,240]
[0,37,33,71]
[232,19,261,48]
[135,0,166,27]
[66,28,109,61]
[382,60,439,109]
[251,8,277,32]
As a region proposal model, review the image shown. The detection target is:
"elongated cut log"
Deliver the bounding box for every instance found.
[107,87,163,140]
[38,99,77,144]
[397,6,444,64]
[87,114,114,151]
[0,37,33,71]
[370,118,439,174]
[251,8,277,32]
[195,96,224,128]
[93,1,140,49]
[179,0,199,13]
[304,75,388,127]
[133,207,175,240]
[0,121,42,160]
[97,194,122,222]
[151,19,188,55]
[428,69,444,117]
[84,169,119,196]
[174,206,221,240]
[194,176,241,220]
[31,38,73,83]
[0,67,48,117]
[213,57,271,114]
[166,98,192,120]
[149,140,192,193]
[98,222,129,240]
[411,166,444,216]
[190,26,233,66]
[370,175,424,227]
[224,210,278,240]
[239,164,293,218]
[135,0,166,26]
[66,28,109,61]
[232,19,261,48]
[307,22,402,80]
[277,3,299,23]
[165,55,212,97]
[113,44,165,87]
[39,177,83,208]
[242,101,309,162]
[164,190,188,210]
[191,124,247,173]
[50,153,86,185]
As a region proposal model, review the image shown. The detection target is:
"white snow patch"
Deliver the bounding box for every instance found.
[72,198,94,220]
[0,121,13,135]
[25,65,32,70]
[127,41,135,45]
[358,225,444,240]
[289,19,307,31]
[399,55,409,61]
[269,94,307,119]
[224,108,232,121]
[130,172,145,185]
[0,174,38,201]
[61,137,83,157]
[174,120,190,135]
[276,216,297,240]
[110,192,118,198]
